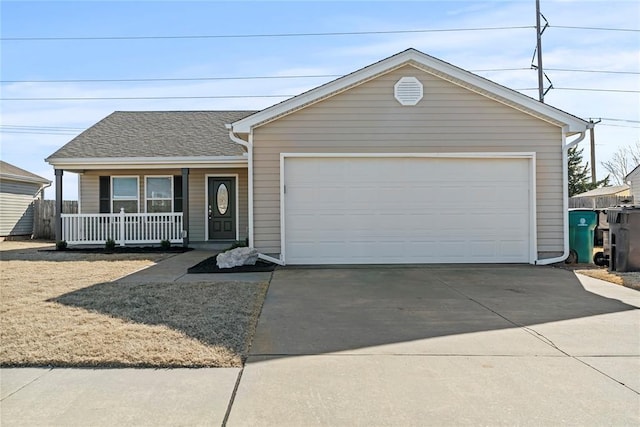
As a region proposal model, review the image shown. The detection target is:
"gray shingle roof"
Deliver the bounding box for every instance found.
[0,161,51,184]
[571,184,630,198]
[46,111,256,160]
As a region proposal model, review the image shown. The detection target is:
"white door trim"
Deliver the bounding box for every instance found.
[205,173,240,241]
[280,152,537,265]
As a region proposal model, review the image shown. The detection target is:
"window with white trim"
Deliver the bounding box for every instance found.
[145,176,173,213]
[112,176,139,213]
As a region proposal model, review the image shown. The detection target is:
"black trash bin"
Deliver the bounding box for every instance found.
[608,206,640,272]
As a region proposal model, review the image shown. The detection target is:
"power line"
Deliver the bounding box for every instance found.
[3,24,636,42]
[4,67,636,85]
[2,86,637,101]
[518,87,640,93]
[1,125,85,130]
[553,88,640,93]
[0,94,296,101]
[551,25,640,32]
[0,26,534,41]
[599,123,640,129]
[5,121,639,135]
[0,74,342,84]
[0,125,83,135]
[545,68,640,75]
[0,129,80,135]
[5,115,639,136]
[597,118,640,124]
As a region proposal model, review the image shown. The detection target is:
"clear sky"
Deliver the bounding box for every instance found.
[1,0,639,199]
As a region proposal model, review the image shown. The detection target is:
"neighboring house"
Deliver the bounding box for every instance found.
[626,164,640,202]
[46,48,590,265]
[570,185,632,209]
[0,161,51,239]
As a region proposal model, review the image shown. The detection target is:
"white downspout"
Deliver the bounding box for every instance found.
[36,181,52,200]
[535,126,590,265]
[226,125,285,266]
[226,124,251,244]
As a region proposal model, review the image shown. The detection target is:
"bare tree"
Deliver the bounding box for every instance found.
[601,141,640,185]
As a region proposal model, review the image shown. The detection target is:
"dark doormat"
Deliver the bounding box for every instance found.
[187,255,277,274]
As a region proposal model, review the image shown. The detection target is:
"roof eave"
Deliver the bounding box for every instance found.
[46,156,248,170]
[0,173,51,185]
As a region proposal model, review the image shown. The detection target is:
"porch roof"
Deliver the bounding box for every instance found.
[46,111,256,164]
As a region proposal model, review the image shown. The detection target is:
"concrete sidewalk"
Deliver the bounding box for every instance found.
[2,266,639,426]
[1,368,239,426]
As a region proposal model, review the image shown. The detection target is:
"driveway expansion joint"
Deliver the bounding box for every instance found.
[221,367,244,427]
[435,276,640,396]
[0,367,53,402]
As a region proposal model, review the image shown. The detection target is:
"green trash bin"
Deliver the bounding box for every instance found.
[568,209,598,263]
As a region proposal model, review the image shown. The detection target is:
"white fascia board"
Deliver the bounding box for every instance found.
[280,152,537,159]
[0,173,51,185]
[47,156,248,170]
[231,49,589,134]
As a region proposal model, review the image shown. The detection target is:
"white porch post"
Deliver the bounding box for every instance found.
[182,168,189,247]
[54,169,63,242]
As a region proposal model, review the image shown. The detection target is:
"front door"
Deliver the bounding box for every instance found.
[208,177,236,240]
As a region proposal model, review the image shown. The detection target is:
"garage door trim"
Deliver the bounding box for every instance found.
[280,152,538,265]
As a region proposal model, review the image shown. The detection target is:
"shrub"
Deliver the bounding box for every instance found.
[56,240,67,250]
[105,238,116,251]
[160,239,171,250]
[226,240,248,251]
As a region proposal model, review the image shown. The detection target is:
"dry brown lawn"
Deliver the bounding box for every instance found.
[0,241,268,368]
[574,268,640,290]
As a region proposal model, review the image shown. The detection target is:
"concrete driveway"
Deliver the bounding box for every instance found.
[227,265,640,426]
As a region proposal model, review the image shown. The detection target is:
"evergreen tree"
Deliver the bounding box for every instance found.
[568,146,609,196]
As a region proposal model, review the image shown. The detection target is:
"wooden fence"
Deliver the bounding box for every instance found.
[569,195,635,209]
[32,199,78,240]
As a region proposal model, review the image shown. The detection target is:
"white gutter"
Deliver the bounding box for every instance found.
[535,126,589,265]
[1,173,51,185]
[36,181,52,200]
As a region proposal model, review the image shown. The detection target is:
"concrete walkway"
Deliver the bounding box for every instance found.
[2,263,639,426]
[117,249,271,283]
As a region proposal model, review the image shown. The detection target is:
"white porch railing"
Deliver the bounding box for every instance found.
[61,209,184,246]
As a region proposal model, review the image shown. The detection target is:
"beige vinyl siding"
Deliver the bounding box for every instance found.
[0,180,42,236]
[252,64,564,258]
[80,168,248,242]
[630,173,640,201]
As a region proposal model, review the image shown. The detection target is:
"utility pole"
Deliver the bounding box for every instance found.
[535,0,544,102]
[532,0,552,102]
[589,119,601,183]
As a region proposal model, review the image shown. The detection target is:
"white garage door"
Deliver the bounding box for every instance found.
[283,156,532,264]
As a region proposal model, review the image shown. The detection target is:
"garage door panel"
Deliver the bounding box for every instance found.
[284,157,531,264]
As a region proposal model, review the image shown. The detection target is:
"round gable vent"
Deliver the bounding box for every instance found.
[394,77,423,106]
